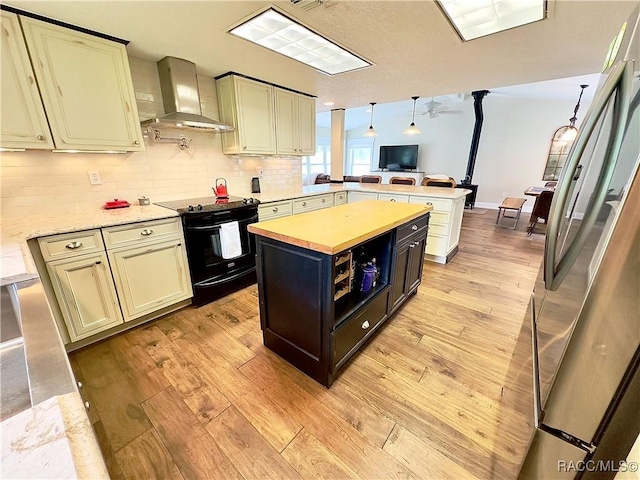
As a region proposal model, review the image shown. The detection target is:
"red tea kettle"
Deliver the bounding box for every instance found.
[213,178,229,199]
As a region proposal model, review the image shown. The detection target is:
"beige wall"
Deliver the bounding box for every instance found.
[0,57,302,218]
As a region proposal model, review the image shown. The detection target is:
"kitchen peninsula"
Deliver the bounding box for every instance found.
[248,200,432,386]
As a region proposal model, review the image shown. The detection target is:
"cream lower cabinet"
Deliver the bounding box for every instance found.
[41,235,123,342]
[348,191,378,203]
[103,218,192,322]
[107,239,191,321]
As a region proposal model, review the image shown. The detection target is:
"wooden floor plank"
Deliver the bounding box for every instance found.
[114,429,184,480]
[282,429,362,480]
[142,386,243,479]
[205,406,303,480]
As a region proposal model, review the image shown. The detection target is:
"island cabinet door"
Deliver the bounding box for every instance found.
[389,242,410,313]
[406,234,427,293]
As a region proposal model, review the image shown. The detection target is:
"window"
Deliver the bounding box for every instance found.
[346,138,374,176]
[302,136,330,178]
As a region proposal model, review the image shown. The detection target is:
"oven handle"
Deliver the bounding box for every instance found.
[186,215,258,232]
[194,266,256,287]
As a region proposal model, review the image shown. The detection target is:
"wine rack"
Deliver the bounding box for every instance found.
[333,251,352,301]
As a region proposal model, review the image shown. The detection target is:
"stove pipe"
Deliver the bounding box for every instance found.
[463,90,489,185]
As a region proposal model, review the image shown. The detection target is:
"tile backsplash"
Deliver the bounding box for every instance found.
[0,56,302,217]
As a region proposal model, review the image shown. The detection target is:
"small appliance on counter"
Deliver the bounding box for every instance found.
[138,196,151,206]
[213,178,229,199]
[103,199,131,209]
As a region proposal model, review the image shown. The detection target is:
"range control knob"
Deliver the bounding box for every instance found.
[187,205,195,212]
[197,204,203,211]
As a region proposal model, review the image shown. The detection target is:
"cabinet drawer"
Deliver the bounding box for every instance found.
[429,211,451,225]
[102,217,182,249]
[378,193,409,203]
[334,192,347,205]
[38,230,104,261]
[332,291,388,369]
[409,196,452,212]
[258,200,293,221]
[397,214,430,244]
[293,194,334,214]
[426,234,447,256]
[428,222,449,236]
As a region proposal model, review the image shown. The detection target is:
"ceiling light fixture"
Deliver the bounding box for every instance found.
[403,96,421,135]
[436,0,546,41]
[323,101,335,106]
[363,102,378,137]
[560,84,589,141]
[229,7,372,75]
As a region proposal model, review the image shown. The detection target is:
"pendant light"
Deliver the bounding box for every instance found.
[559,84,588,141]
[363,102,378,137]
[403,96,421,135]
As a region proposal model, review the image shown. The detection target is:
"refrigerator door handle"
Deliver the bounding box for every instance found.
[530,294,597,454]
[544,60,634,291]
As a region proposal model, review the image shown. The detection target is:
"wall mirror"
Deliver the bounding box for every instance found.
[543,127,575,181]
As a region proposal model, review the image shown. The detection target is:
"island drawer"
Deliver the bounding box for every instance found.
[409,196,452,212]
[334,192,347,205]
[102,217,182,249]
[38,230,104,261]
[258,200,293,221]
[293,194,334,214]
[332,290,388,370]
[397,214,430,244]
[378,193,409,203]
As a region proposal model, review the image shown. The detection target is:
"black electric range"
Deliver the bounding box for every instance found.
[156,196,260,306]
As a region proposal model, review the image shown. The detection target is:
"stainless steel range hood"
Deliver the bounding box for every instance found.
[140,56,234,132]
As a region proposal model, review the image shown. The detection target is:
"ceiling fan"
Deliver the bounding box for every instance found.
[416,99,463,118]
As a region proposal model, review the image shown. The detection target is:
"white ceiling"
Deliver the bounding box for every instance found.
[6,1,632,118]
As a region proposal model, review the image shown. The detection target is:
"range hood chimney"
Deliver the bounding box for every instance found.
[140,57,234,132]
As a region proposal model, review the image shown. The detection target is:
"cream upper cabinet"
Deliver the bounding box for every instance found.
[275,88,316,156]
[19,16,144,151]
[0,11,54,149]
[217,74,276,155]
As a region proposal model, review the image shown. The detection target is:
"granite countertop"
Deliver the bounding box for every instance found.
[1,204,178,285]
[252,183,471,203]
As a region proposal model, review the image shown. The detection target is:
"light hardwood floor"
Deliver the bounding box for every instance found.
[69,209,545,479]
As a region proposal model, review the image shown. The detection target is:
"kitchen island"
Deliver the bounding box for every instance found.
[248,200,432,386]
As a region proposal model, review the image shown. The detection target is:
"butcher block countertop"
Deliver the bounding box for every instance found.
[248,200,433,255]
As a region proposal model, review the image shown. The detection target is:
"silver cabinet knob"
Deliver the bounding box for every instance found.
[302,202,307,207]
[37,134,44,140]
[133,140,139,145]
[361,320,370,330]
[84,401,90,409]
[65,241,83,249]
[272,207,278,212]
[77,381,83,388]
[243,146,247,150]
[390,199,396,202]
[412,225,418,230]
[321,198,326,203]
[426,202,433,206]
[140,229,153,236]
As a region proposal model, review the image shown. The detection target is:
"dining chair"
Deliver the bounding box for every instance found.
[527,190,554,236]
[389,177,416,185]
[421,177,456,187]
[360,175,382,184]
[544,181,558,188]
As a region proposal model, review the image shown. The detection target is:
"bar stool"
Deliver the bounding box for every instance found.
[389,177,416,185]
[360,175,382,184]
[496,197,527,229]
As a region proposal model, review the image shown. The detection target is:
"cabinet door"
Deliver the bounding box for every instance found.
[19,16,144,151]
[47,252,123,342]
[406,236,427,293]
[108,239,192,321]
[275,88,297,155]
[297,94,316,155]
[0,11,53,149]
[390,243,409,313]
[235,77,276,154]
[348,191,378,203]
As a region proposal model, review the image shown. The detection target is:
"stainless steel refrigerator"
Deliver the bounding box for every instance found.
[519,6,640,479]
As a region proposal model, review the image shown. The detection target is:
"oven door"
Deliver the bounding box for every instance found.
[183,208,258,286]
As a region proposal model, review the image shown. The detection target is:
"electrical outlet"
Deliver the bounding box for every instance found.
[502,191,507,197]
[259,169,264,177]
[88,170,102,185]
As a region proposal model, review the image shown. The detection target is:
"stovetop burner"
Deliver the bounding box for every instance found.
[155,196,259,214]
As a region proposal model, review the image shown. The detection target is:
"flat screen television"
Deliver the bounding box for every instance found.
[379,145,419,171]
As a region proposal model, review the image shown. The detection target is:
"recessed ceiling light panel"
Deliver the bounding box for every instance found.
[229,7,372,75]
[437,0,546,41]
